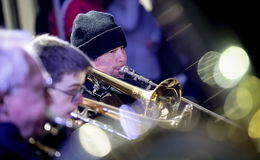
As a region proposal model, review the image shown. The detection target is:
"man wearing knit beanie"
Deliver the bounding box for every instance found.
[71,10,127,79]
[70,11,151,142]
[70,11,147,122]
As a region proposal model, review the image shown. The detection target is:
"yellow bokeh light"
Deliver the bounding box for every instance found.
[239,76,260,108]
[248,110,260,138]
[78,123,111,157]
[219,46,249,80]
[224,87,253,120]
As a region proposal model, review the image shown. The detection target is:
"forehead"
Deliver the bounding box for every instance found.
[54,71,86,88]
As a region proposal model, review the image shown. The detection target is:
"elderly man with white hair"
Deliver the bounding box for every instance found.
[0,29,52,160]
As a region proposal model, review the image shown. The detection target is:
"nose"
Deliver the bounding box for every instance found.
[73,94,83,105]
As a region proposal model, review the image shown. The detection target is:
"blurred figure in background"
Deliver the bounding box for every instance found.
[35,0,66,36]
[61,0,113,41]
[35,0,53,35]
[36,0,113,40]
[0,29,52,160]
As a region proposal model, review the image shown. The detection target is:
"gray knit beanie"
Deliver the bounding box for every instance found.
[70,10,127,59]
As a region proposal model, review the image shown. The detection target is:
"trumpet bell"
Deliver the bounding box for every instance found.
[146,78,182,120]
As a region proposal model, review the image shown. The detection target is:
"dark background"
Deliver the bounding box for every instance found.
[190,0,259,76]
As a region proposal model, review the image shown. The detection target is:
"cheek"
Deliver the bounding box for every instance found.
[7,90,48,136]
[49,90,70,105]
[97,55,117,66]
[7,100,24,122]
[49,95,74,117]
[11,95,45,128]
[51,100,70,115]
[26,95,47,121]
[9,92,37,118]
[29,105,45,122]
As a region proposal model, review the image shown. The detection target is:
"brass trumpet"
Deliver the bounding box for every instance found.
[82,67,194,130]
[86,67,182,120]
[85,66,240,128]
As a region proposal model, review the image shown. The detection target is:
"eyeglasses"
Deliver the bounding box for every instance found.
[50,85,86,104]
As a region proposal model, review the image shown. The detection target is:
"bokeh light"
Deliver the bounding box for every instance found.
[239,76,260,110]
[223,87,253,120]
[78,123,111,157]
[198,47,251,89]
[213,62,240,88]
[221,74,260,131]
[248,110,260,138]
[197,50,239,88]
[197,51,221,86]
[219,46,249,80]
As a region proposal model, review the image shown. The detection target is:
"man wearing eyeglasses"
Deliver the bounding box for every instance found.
[32,34,91,119]
[32,34,91,151]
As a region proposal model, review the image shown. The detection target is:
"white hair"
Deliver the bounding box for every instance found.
[0,47,29,93]
[0,29,36,93]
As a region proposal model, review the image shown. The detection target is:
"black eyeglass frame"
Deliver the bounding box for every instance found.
[50,85,86,103]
